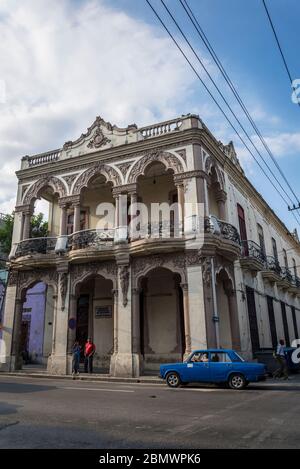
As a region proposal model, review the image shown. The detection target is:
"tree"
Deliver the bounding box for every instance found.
[31,213,48,238]
[0,212,48,258]
[0,213,14,257]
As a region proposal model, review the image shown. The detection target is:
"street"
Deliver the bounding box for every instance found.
[0,375,299,449]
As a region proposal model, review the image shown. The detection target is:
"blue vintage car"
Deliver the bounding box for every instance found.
[160,349,267,390]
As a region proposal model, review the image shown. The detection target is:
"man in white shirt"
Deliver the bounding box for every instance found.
[273,339,289,379]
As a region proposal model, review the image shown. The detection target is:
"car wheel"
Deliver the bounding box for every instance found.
[228,373,247,390]
[166,372,181,388]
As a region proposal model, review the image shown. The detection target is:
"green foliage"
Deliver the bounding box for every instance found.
[0,212,48,259]
[31,212,48,238]
[0,213,14,257]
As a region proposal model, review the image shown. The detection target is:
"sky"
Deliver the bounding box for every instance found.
[0,0,299,231]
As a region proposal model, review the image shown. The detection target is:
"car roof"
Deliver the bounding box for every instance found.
[193,349,235,353]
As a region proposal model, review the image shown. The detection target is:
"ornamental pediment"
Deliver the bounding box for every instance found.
[61,116,139,158]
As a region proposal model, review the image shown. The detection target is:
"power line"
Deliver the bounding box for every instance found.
[148,0,300,228]
[262,0,300,108]
[180,0,300,205]
[160,0,299,213]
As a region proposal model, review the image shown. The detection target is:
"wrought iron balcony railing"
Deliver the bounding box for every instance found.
[241,240,266,263]
[280,266,293,283]
[292,275,300,288]
[69,229,115,250]
[265,255,282,275]
[204,216,240,244]
[15,237,57,257]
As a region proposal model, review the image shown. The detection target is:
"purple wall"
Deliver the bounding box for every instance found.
[22,282,46,361]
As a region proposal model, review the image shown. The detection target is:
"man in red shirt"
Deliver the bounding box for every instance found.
[84,338,96,374]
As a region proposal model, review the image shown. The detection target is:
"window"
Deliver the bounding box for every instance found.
[257,224,266,257]
[292,258,297,277]
[272,237,278,261]
[237,204,247,241]
[66,210,87,234]
[209,352,232,363]
[283,249,288,269]
[190,352,209,363]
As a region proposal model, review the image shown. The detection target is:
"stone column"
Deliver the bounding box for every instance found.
[22,207,33,240]
[10,297,24,370]
[0,276,18,371]
[176,183,185,237]
[48,267,70,375]
[186,258,208,349]
[59,203,68,236]
[129,191,138,239]
[67,294,77,354]
[112,289,119,354]
[73,202,81,233]
[113,190,128,242]
[216,189,227,220]
[113,193,119,241]
[132,288,141,354]
[181,283,191,356]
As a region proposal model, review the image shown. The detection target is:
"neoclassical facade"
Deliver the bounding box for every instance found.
[1,114,299,376]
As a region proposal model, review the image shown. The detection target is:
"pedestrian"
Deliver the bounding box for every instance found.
[84,337,96,374]
[72,341,81,379]
[273,339,289,380]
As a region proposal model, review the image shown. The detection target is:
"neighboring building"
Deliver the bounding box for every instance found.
[0,114,299,376]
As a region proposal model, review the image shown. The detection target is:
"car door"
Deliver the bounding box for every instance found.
[186,352,211,382]
[209,352,233,382]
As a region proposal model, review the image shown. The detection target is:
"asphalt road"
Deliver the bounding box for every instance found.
[0,375,299,449]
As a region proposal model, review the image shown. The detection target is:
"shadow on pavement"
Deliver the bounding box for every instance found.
[0,382,56,394]
[0,401,21,416]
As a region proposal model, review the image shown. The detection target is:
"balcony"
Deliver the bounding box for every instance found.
[15,237,57,258]
[290,275,300,295]
[261,255,282,283]
[240,240,266,273]
[203,216,241,260]
[69,229,114,250]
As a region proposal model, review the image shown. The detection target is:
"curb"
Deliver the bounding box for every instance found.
[0,372,164,385]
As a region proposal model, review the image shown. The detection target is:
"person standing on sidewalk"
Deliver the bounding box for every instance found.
[72,341,81,379]
[273,339,289,380]
[84,338,96,374]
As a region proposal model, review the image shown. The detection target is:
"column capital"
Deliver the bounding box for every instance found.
[174,170,208,184]
[180,283,189,292]
[112,183,137,196]
[58,195,81,207]
[15,204,33,215]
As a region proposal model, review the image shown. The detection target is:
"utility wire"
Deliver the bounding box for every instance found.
[160,0,297,210]
[151,0,300,225]
[180,0,300,205]
[262,0,300,108]
[145,0,300,229]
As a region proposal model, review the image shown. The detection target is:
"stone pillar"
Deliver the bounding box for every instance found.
[10,297,24,370]
[129,191,138,239]
[216,190,227,221]
[110,263,140,377]
[59,203,68,236]
[176,183,185,237]
[181,283,191,356]
[48,267,69,375]
[67,294,77,354]
[112,289,119,354]
[186,259,208,349]
[73,202,81,233]
[22,208,33,240]
[113,191,128,242]
[132,287,141,354]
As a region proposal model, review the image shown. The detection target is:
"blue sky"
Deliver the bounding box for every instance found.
[0,0,299,231]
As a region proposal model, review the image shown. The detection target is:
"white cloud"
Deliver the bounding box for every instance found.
[0,0,199,212]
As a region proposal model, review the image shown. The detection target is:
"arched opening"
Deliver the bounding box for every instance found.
[30,185,60,238]
[136,162,179,238]
[216,268,240,349]
[78,173,114,232]
[18,281,54,370]
[74,274,114,373]
[139,267,185,372]
[207,166,222,219]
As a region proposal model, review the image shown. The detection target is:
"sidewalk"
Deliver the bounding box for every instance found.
[1,368,300,387]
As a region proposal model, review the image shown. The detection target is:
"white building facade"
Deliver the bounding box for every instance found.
[0,113,299,376]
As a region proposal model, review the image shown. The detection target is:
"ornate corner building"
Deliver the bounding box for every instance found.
[1,114,299,376]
